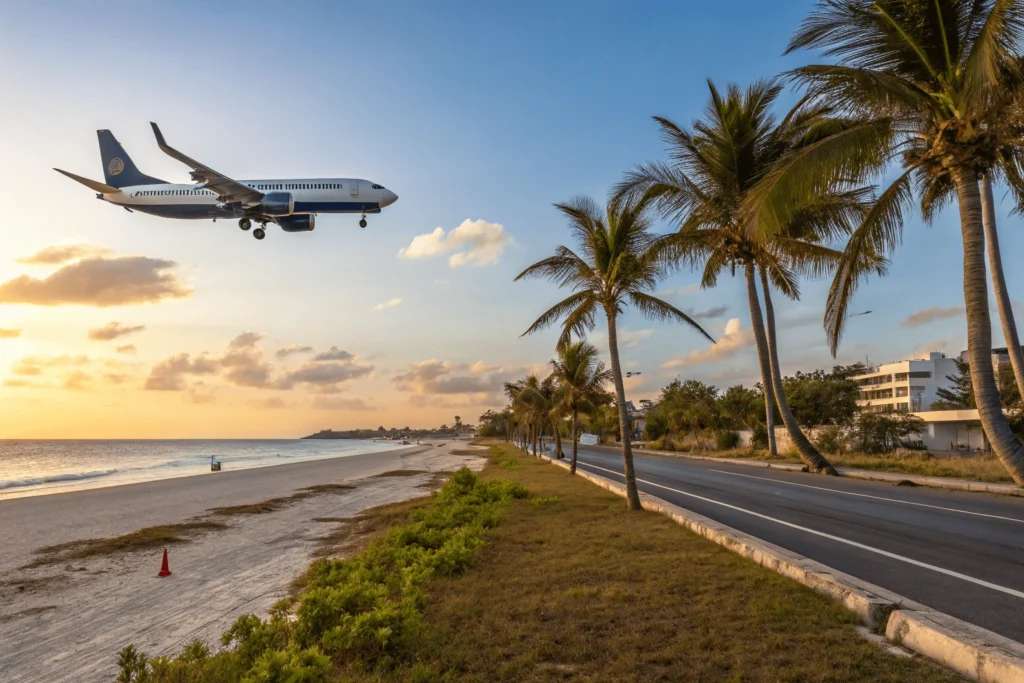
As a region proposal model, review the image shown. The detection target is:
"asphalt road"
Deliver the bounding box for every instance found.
[568,445,1024,643]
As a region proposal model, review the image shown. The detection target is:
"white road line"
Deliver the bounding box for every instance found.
[707,468,1024,524]
[575,460,1024,601]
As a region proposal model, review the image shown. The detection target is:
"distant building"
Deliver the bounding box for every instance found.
[959,346,1024,375]
[852,351,957,413]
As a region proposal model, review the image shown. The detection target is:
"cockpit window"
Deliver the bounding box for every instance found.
[372,184,383,189]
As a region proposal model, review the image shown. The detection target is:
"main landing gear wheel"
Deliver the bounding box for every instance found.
[239,218,252,231]
[253,228,266,240]
[359,218,368,228]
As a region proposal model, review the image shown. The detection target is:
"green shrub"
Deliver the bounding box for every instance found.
[714,430,739,451]
[751,423,769,449]
[813,425,847,455]
[118,468,526,682]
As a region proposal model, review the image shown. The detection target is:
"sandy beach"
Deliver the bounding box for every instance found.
[0,440,485,682]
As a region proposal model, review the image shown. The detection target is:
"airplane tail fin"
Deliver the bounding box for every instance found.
[97,129,166,188]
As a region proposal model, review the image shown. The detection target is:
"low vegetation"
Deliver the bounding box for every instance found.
[115,466,529,682]
[28,521,227,568]
[117,444,960,682]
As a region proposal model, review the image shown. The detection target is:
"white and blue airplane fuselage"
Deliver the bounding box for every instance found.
[56,124,398,240]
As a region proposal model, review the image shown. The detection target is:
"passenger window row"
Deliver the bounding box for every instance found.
[133,183,342,197]
[252,183,342,190]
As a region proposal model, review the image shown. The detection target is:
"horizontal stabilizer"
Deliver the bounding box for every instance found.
[54,168,121,194]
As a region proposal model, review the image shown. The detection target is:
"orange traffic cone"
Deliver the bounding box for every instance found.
[157,548,172,577]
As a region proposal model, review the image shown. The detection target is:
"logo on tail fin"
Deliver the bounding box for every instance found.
[108,158,124,176]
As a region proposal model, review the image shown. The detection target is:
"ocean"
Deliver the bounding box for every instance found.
[0,439,404,499]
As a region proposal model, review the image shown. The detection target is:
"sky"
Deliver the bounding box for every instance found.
[0,0,1020,438]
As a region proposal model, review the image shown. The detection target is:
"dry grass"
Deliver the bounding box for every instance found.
[373,469,429,478]
[829,452,1015,484]
[209,483,356,516]
[341,443,962,682]
[649,446,1017,485]
[25,521,227,568]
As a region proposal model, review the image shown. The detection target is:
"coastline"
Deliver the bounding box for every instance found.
[0,440,486,682]
[0,439,406,500]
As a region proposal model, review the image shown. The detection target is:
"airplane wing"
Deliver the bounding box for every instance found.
[149,123,263,206]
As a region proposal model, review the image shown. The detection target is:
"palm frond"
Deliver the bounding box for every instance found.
[626,291,715,343]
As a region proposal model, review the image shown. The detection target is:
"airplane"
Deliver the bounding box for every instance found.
[55,123,398,240]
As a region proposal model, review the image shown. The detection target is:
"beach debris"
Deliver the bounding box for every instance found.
[157,548,172,577]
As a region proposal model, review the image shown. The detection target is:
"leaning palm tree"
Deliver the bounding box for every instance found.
[515,195,714,509]
[550,340,614,474]
[618,79,872,473]
[786,0,1024,485]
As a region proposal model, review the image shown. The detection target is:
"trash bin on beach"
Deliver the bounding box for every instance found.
[210,456,222,472]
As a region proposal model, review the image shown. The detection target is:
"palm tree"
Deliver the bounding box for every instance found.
[550,340,614,474]
[518,374,562,458]
[787,0,1024,485]
[515,195,713,509]
[617,79,872,473]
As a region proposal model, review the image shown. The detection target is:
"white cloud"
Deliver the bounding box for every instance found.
[392,358,521,407]
[658,284,700,299]
[900,306,964,328]
[591,328,654,353]
[663,318,752,368]
[374,297,403,311]
[397,219,511,268]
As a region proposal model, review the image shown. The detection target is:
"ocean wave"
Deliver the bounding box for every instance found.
[0,469,119,490]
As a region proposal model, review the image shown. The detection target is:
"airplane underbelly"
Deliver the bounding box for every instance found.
[132,203,233,219]
[292,201,381,213]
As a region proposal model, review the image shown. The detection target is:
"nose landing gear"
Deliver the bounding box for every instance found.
[359,216,368,228]
[239,217,252,231]
[253,227,266,240]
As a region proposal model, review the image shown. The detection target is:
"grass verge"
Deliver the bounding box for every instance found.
[646,446,1016,485]
[351,443,962,682]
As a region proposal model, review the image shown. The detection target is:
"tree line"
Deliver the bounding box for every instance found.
[500,0,1024,505]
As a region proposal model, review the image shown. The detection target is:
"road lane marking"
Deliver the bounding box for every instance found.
[574,460,1024,601]
[706,468,1024,524]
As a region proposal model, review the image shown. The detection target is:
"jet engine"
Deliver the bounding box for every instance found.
[276,214,315,232]
[261,192,294,216]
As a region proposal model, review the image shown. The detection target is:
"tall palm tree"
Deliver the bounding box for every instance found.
[787,0,1024,485]
[618,79,872,473]
[516,196,714,509]
[550,340,614,474]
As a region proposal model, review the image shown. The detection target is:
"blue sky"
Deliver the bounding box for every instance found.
[0,0,1016,436]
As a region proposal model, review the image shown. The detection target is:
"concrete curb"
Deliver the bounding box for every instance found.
[540,453,1024,682]
[628,447,1023,497]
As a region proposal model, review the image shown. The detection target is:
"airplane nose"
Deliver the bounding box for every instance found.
[383,190,398,207]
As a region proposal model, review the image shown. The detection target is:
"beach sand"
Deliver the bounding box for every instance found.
[0,440,486,682]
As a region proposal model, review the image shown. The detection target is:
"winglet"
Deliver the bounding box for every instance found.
[54,168,121,194]
[150,121,168,149]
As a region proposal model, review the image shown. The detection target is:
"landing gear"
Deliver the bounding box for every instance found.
[253,227,266,240]
[239,217,252,231]
[359,217,367,228]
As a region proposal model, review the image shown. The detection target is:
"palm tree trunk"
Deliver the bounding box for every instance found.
[751,301,778,456]
[955,170,1024,486]
[982,174,1024,402]
[570,411,579,474]
[749,264,836,474]
[554,419,563,459]
[606,309,642,510]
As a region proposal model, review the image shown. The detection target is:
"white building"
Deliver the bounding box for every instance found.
[852,351,958,413]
